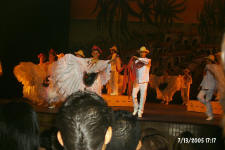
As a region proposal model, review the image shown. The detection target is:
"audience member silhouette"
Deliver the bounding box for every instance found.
[106,110,141,150]
[140,128,168,150]
[56,91,113,150]
[40,127,63,150]
[0,101,39,150]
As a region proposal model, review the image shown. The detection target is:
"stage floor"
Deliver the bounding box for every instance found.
[0,98,222,126]
[112,103,222,126]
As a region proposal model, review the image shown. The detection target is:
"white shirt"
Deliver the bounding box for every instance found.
[200,65,216,90]
[135,58,151,84]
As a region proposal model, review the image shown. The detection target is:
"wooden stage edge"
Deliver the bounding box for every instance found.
[0,95,223,127]
[102,94,223,126]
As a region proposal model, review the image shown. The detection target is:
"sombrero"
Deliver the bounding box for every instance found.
[137,46,150,53]
[74,50,85,58]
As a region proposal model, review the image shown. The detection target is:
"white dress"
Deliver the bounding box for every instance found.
[48,54,111,102]
[13,62,48,104]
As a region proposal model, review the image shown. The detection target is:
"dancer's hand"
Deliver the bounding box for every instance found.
[88,58,98,67]
[132,56,138,60]
[91,58,98,64]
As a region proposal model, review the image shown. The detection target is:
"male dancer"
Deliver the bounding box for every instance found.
[132,46,151,118]
[197,55,216,120]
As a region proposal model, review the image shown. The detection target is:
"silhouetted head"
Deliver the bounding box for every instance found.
[0,101,39,150]
[56,91,113,150]
[140,128,168,150]
[106,110,141,150]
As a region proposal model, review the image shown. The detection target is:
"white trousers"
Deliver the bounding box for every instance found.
[197,89,214,117]
[132,82,148,114]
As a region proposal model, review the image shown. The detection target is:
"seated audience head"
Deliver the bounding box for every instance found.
[0,101,39,150]
[140,128,168,150]
[106,110,141,150]
[56,91,113,150]
[40,127,63,150]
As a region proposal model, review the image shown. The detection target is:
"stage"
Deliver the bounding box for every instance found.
[0,97,222,126]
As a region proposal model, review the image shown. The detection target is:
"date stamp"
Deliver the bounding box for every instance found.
[177,137,216,144]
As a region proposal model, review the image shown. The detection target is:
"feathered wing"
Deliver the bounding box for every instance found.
[13,62,36,86]
[85,60,111,95]
[161,76,182,101]
[13,62,48,104]
[48,54,87,100]
[98,60,111,86]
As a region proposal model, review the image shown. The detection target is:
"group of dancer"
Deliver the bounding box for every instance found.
[14,45,151,117]
[13,38,225,120]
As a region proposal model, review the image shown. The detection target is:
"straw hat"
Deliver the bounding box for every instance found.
[74,50,85,58]
[205,55,215,62]
[137,46,150,53]
[57,53,65,59]
[110,46,118,52]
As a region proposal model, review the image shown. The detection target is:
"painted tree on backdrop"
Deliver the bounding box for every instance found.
[152,0,186,33]
[92,0,140,40]
[92,0,186,59]
[197,0,225,44]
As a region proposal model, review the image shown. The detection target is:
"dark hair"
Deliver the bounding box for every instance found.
[56,91,113,150]
[140,128,168,150]
[106,110,141,150]
[0,101,39,150]
[83,72,99,87]
[40,127,63,150]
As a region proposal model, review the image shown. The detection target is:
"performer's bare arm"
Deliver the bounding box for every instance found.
[133,56,150,65]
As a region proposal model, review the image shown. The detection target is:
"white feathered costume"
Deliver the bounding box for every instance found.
[47,54,111,103]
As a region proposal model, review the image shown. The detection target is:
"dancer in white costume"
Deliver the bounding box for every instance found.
[206,52,225,112]
[131,46,151,118]
[13,53,48,105]
[48,45,112,103]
